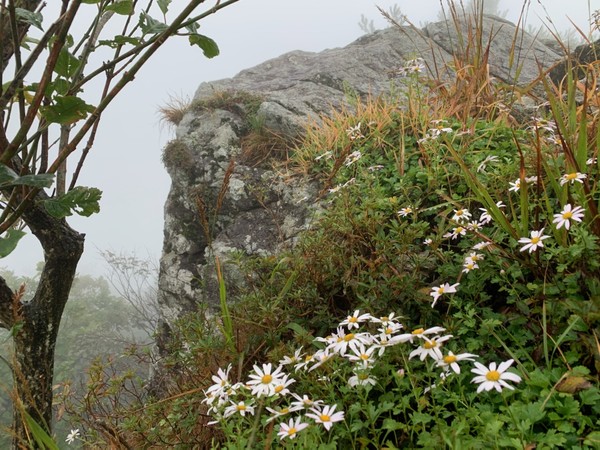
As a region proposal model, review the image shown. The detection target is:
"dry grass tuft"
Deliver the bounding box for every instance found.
[159,94,192,128]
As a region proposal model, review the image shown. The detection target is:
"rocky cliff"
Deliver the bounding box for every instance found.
[156,15,562,342]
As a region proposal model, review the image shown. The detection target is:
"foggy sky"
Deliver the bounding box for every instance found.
[2,0,596,276]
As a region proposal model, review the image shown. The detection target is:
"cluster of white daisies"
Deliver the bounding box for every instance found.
[203,312,521,441]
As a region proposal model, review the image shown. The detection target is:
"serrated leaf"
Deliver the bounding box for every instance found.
[106,0,133,15]
[15,8,43,31]
[139,12,168,34]
[158,0,172,15]
[0,229,26,257]
[189,33,219,58]
[54,49,81,79]
[43,187,102,219]
[40,96,95,125]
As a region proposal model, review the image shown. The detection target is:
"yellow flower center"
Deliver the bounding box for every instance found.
[412,328,424,335]
[456,227,464,234]
[456,209,464,216]
[275,385,284,393]
[358,373,369,380]
[281,408,289,414]
[344,333,355,342]
[437,287,445,294]
[423,339,437,349]
[261,374,272,384]
[531,237,540,245]
[381,316,389,322]
[566,172,578,180]
[360,354,369,360]
[237,404,246,411]
[348,317,358,323]
[287,427,297,436]
[385,327,392,335]
[320,414,331,422]
[563,211,573,219]
[443,355,457,364]
[486,370,500,381]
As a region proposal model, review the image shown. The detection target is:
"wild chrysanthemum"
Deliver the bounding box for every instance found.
[346,123,363,140]
[306,404,345,431]
[398,206,413,217]
[430,283,459,307]
[344,150,362,166]
[66,429,80,445]
[444,226,466,240]
[436,351,477,374]
[247,363,284,397]
[290,393,324,410]
[553,204,585,230]
[346,343,377,368]
[560,172,587,186]
[309,348,335,371]
[394,326,446,344]
[279,347,304,366]
[224,401,255,418]
[462,259,479,273]
[408,335,453,361]
[508,178,521,192]
[348,370,377,387]
[471,359,522,393]
[273,373,296,396]
[205,364,232,396]
[340,310,372,329]
[452,208,472,223]
[277,417,309,440]
[518,229,550,253]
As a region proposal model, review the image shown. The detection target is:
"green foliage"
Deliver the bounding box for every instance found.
[43,186,102,218]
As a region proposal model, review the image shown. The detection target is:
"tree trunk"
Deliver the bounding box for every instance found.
[0,189,84,447]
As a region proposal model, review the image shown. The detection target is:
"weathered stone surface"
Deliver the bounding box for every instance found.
[157,17,562,340]
[424,14,560,85]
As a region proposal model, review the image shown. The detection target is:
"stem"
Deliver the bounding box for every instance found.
[247,398,264,449]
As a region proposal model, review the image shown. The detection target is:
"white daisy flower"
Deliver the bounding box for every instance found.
[471,359,522,393]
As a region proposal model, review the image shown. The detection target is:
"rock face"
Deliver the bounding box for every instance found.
[157,16,561,341]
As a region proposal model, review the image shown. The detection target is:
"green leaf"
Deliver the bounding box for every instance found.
[22,410,60,450]
[158,0,172,15]
[43,187,102,219]
[15,8,43,31]
[0,165,18,185]
[139,12,169,34]
[189,34,219,58]
[0,229,26,258]
[0,166,54,188]
[99,35,142,48]
[106,0,134,15]
[185,21,199,34]
[54,48,81,79]
[82,0,101,3]
[40,96,95,125]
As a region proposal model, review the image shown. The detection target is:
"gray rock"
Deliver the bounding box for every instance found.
[156,17,562,348]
